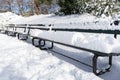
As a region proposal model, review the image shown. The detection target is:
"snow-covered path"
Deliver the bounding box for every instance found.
[0,34,102,80]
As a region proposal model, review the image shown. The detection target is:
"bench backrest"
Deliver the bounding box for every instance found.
[15,27,27,33]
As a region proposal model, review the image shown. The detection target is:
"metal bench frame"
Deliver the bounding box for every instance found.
[31,36,115,75]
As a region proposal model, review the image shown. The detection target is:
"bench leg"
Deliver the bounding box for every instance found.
[93,55,112,75]
[93,55,98,75]
[7,32,16,37]
[18,33,28,40]
[17,33,19,39]
[32,37,35,46]
[39,39,46,47]
[32,38,46,48]
[39,40,54,50]
[32,37,40,47]
[109,56,112,66]
[12,32,17,37]
[47,42,54,49]
[4,31,8,34]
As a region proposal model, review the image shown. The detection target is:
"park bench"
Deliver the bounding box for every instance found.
[15,24,29,40]
[4,24,120,75]
[5,24,30,40]
[4,24,17,36]
[0,24,9,34]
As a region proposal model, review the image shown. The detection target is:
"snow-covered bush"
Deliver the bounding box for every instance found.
[58,0,120,17]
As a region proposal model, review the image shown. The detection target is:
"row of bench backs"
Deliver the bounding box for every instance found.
[15,24,29,34]
[5,24,120,54]
[5,24,28,34]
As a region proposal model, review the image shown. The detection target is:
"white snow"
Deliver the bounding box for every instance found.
[0,12,120,80]
[0,34,102,80]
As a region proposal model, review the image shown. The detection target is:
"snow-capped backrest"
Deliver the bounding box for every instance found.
[15,27,29,34]
[7,27,14,31]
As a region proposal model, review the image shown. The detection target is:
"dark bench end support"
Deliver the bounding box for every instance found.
[93,54,112,75]
[32,38,54,50]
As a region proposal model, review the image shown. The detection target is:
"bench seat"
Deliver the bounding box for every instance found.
[30,30,120,54]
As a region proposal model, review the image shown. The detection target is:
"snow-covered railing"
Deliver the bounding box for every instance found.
[5,24,120,39]
[2,24,120,76]
[27,26,120,39]
[50,28,120,38]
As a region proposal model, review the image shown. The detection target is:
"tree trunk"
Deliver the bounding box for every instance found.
[6,0,12,12]
[16,0,24,15]
[34,0,40,14]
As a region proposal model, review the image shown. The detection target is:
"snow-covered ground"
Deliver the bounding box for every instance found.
[0,34,102,80]
[0,12,120,80]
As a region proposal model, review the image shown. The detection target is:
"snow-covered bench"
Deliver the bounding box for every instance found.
[5,25,17,36]
[27,26,120,75]
[5,24,29,39]
[15,25,29,40]
[0,25,9,34]
[4,25,120,75]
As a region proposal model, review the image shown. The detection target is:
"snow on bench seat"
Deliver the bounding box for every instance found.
[29,30,120,54]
